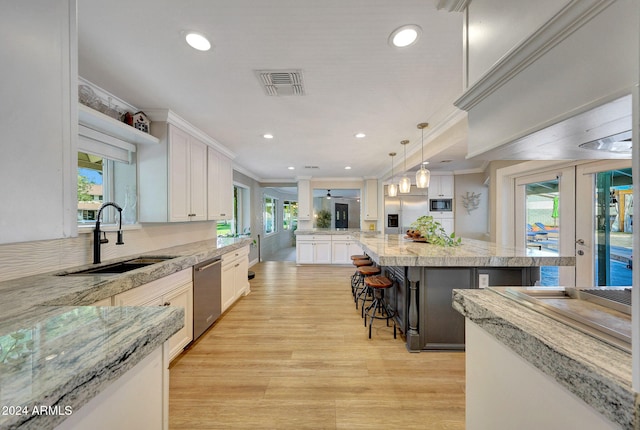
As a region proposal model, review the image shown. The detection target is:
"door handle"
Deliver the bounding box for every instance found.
[196,259,222,271]
[576,239,585,245]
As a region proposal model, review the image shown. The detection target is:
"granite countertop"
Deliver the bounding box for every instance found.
[294,228,378,235]
[453,289,636,429]
[356,234,575,267]
[0,237,252,325]
[0,236,251,429]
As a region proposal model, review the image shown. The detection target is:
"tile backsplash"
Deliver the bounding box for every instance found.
[0,222,218,282]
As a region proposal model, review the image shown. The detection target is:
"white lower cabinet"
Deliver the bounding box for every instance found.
[331,236,363,264]
[296,235,332,264]
[55,344,168,430]
[114,268,194,362]
[221,246,250,313]
[296,235,362,264]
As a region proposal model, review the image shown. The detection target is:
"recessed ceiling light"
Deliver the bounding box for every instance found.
[345,166,352,170]
[389,25,422,48]
[354,133,366,138]
[288,166,295,170]
[263,133,274,139]
[422,161,430,165]
[185,32,211,51]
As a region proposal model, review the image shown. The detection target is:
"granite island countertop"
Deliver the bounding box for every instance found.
[453,288,636,429]
[355,234,575,267]
[0,236,251,429]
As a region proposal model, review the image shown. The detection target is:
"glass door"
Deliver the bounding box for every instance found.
[515,167,575,286]
[576,162,633,287]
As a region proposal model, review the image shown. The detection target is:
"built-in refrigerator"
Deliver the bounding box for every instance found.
[384,193,430,234]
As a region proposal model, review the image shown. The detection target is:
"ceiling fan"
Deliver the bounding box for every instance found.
[324,189,350,200]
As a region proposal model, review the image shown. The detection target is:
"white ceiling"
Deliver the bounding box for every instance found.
[77,0,482,182]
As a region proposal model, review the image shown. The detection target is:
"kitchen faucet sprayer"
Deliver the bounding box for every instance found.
[93,202,124,264]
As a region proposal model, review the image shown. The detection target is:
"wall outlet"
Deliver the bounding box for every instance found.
[478,274,489,289]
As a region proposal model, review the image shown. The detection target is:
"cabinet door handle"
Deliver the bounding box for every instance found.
[220,213,226,216]
[235,263,240,268]
[163,302,171,306]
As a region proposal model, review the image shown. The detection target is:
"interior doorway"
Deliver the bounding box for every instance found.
[335,203,348,229]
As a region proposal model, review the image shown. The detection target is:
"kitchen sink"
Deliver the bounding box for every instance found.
[59,256,176,276]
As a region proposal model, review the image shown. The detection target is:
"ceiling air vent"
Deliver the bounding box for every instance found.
[255,69,305,96]
[304,165,319,169]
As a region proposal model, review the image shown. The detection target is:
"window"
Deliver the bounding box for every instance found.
[264,195,277,235]
[283,200,298,230]
[77,151,137,226]
[217,185,251,237]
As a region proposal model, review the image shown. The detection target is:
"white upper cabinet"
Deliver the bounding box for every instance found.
[364,179,378,220]
[429,176,454,198]
[207,148,233,220]
[139,123,207,222]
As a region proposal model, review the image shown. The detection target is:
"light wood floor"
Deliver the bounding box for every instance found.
[169,262,466,429]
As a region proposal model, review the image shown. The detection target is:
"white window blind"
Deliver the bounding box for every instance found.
[78,124,136,164]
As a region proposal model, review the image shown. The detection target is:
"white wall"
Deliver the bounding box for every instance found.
[259,187,297,260]
[460,0,638,158]
[466,0,562,86]
[454,173,488,240]
[466,321,619,430]
[0,0,77,244]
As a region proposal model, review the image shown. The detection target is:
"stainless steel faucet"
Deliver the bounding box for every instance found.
[93,202,124,264]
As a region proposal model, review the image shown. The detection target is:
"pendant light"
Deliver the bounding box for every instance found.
[399,140,411,193]
[416,122,431,188]
[388,152,398,197]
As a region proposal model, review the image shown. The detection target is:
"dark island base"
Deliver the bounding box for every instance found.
[383,266,540,352]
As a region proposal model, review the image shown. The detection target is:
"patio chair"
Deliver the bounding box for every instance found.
[535,222,558,234]
[528,224,548,240]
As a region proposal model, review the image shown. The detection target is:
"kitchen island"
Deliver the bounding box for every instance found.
[0,236,251,430]
[355,234,574,351]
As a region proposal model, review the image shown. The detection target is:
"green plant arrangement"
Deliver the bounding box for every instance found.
[407,215,462,246]
[316,209,332,228]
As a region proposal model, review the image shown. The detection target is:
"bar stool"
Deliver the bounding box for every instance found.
[350,257,372,296]
[363,275,396,339]
[354,265,381,310]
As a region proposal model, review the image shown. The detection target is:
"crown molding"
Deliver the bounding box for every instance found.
[144,108,236,159]
[232,163,261,182]
[454,0,616,112]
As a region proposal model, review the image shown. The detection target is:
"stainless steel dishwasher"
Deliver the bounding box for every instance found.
[193,257,222,340]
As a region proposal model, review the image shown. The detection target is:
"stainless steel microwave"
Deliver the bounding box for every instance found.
[429,198,452,212]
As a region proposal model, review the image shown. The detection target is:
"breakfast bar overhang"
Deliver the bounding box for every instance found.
[355,234,575,352]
